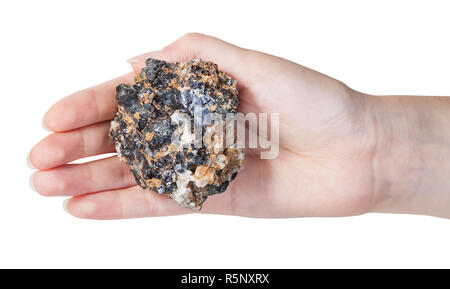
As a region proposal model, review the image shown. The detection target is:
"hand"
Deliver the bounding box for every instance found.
[28,33,379,219]
[29,33,450,219]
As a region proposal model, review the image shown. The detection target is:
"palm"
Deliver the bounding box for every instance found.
[231,144,374,218]
[30,34,374,219]
[208,56,375,217]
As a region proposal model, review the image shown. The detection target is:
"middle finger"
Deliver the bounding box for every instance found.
[30,121,114,170]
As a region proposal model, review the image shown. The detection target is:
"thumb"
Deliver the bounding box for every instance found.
[125,33,256,87]
[126,50,163,74]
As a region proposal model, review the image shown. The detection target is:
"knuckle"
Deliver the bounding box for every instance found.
[54,145,67,164]
[57,176,70,194]
[163,32,209,58]
[172,32,208,49]
[143,190,158,216]
[120,162,134,184]
[182,32,206,42]
[148,201,157,217]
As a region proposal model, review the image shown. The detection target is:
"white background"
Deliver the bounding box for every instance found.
[1,0,449,268]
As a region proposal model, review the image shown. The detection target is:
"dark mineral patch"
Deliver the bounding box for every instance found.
[110,58,244,210]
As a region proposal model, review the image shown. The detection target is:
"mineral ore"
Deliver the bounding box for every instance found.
[109,58,244,210]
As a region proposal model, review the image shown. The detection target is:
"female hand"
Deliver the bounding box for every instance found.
[29,33,450,219]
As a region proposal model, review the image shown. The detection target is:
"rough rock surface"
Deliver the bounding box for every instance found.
[109,58,244,210]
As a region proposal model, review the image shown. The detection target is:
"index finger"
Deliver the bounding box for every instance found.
[43,72,135,132]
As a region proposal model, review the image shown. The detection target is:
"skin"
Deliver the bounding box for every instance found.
[29,33,450,219]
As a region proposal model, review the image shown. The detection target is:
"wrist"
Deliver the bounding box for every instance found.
[367,94,450,218]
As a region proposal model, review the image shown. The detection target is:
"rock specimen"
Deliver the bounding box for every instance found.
[109,58,244,210]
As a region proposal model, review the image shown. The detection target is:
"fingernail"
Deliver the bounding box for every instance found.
[41,116,50,132]
[63,199,70,214]
[29,172,36,191]
[126,58,141,63]
[26,150,36,169]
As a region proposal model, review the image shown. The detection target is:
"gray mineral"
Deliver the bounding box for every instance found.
[109,58,244,210]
